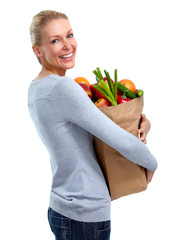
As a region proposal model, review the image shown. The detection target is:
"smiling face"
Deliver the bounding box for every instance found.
[34,18,77,76]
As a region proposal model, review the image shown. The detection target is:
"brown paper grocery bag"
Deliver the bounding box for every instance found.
[93,96,147,200]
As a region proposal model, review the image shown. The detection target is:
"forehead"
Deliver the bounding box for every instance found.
[41,19,71,37]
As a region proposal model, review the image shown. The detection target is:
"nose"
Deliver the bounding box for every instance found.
[62,39,71,50]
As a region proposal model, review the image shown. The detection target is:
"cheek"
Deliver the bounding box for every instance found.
[45,47,59,60]
[72,39,77,51]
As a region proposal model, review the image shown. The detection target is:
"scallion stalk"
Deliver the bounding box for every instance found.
[100,80,117,106]
[96,67,104,80]
[104,70,114,95]
[93,69,102,81]
[92,67,119,106]
[114,69,118,102]
[96,76,101,85]
[93,84,116,105]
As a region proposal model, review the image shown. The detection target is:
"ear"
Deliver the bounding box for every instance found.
[32,45,43,58]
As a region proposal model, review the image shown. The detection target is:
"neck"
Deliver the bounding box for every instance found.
[35,65,66,81]
[41,64,66,76]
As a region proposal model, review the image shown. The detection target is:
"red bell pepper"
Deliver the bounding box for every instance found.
[117,90,131,104]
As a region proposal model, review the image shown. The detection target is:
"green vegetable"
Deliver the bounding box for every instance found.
[117,82,137,99]
[96,67,104,80]
[93,84,117,106]
[93,67,117,106]
[114,69,118,102]
[104,70,114,95]
[100,80,117,105]
[92,67,141,105]
[136,89,144,97]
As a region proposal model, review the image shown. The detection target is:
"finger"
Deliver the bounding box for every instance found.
[146,171,154,184]
[139,133,147,143]
[141,113,146,121]
[147,178,152,184]
[138,127,144,134]
[147,174,153,184]
[140,137,147,144]
[139,135,145,141]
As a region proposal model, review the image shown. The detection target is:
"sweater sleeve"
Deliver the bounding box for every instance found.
[52,76,158,172]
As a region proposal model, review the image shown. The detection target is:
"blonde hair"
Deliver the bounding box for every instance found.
[30,10,68,63]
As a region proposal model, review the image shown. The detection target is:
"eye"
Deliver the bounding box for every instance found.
[52,39,59,44]
[67,33,73,38]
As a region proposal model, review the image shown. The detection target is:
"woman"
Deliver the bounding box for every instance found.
[28,10,157,240]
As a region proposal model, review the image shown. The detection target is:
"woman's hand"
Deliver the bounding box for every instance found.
[138,113,151,144]
[139,114,155,184]
[145,169,155,184]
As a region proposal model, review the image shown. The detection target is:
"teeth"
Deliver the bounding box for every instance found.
[60,53,73,58]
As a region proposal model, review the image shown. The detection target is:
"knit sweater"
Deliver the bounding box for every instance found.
[28,74,157,222]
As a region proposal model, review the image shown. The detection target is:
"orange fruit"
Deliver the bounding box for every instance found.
[119,79,136,93]
[74,77,90,87]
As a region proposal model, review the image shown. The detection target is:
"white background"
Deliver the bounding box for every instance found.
[1,0,182,239]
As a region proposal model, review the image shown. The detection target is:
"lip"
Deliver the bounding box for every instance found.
[59,52,73,59]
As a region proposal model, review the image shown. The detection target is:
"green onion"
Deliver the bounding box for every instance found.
[100,80,117,106]
[104,70,114,95]
[93,69,102,80]
[96,76,101,85]
[93,67,118,106]
[93,84,115,105]
[93,67,140,106]
[96,67,104,80]
[114,69,118,102]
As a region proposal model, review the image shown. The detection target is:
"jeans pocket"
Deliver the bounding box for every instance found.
[97,221,111,240]
[48,208,71,240]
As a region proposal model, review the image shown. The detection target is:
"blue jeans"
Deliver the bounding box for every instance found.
[48,208,111,240]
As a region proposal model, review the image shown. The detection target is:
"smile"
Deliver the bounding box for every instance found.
[60,53,73,58]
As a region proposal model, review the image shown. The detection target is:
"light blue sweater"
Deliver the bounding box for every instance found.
[28,74,157,222]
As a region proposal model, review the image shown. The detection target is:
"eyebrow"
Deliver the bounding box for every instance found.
[49,29,73,39]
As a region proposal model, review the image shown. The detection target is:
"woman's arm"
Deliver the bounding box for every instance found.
[53,76,158,172]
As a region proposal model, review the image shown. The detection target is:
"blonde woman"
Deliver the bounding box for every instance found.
[28,10,157,240]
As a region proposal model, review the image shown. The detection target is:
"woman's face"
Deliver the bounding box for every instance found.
[36,18,77,76]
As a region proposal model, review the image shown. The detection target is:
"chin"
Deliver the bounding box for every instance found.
[65,62,75,70]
